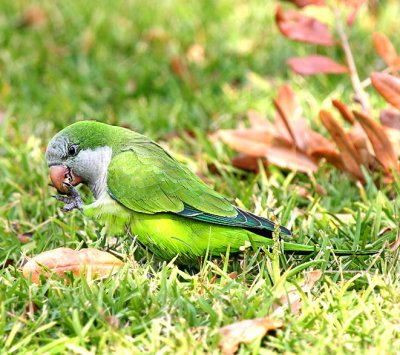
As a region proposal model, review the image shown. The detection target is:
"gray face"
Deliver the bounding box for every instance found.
[46,134,73,167]
[46,134,113,198]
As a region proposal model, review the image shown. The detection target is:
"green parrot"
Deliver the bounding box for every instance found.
[46,121,374,264]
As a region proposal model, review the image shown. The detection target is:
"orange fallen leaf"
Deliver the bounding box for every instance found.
[310,148,345,171]
[332,99,355,124]
[276,6,334,46]
[371,72,400,110]
[18,233,33,244]
[219,317,283,354]
[273,84,302,145]
[247,110,273,129]
[231,154,267,172]
[288,56,348,75]
[380,108,400,130]
[353,111,399,172]
[274,85,335,153]
[265,146,318,173]
[218,129,270,157]
[373,32,398,67]
[346,122,378,169]
[320,110,364,180]
[292,118,336,154]
[23,248,123,284]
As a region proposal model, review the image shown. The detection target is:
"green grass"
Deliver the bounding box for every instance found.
[1,0,400,353]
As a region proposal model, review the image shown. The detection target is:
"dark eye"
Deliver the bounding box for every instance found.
[68,144,79,156]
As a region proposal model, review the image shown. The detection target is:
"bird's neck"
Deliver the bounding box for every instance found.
[85,146,113,199]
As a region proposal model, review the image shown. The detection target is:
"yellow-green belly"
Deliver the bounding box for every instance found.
[83,193,306,264]
[130,212,261,263]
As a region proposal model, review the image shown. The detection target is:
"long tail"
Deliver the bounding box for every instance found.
[281,241,379,256]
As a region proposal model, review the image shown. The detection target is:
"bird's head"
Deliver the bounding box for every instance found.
[46,121,113,197]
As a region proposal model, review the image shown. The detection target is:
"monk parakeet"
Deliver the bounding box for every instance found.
[46,121,374,264]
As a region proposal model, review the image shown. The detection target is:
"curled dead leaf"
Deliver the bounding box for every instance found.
[247,110,273,129]
[218,129,270,156]
[380,109,400,130]
[276,6,334,46]
[265,146,318,173]
[273,84,302,145]
[353,111,399,172]
[372,32,398,67]
[310,148,345,171]
[332,99,355,124]
[231,154,267,172]
[288,56,348,75]
[320,110,364,180]
[371,72,400,110]
[219,317,283,354]
[23,247,123,284]
[228,271,238,279]
[347,123,379,169]
[18,232,33,244]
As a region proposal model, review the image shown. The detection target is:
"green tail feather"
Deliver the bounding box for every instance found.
[280,241,379,256]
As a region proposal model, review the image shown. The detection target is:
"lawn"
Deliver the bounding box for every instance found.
[1,0,400,353]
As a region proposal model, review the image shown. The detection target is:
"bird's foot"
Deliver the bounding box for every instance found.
[53,182,83,212]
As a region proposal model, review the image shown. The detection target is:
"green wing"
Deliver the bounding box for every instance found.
[107,143,236,217]
[107,142,291,236]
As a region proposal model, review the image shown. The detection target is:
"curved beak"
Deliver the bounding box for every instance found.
[49,165,82,194]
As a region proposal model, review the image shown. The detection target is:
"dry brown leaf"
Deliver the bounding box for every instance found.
[353,111,399,172]
[273,85,334,154]
[219,129,317,173]
[310,148,345,171]
[219,317,283,354]
[23,248,123,284]
[373,32,398,67]
[320,110,364,180]
[273,84,302,145]
[288,56,348,75]
[380,108,400,130]
[332,99,355,124]
[346,122,380,169]
[18,232,33,244]
[247,110,272,129]
[276,6,334,46]
[265,146,318,173]
[293,119,336,154]
[274,270,322,316]
[231,154,267,172]
[228,271,238,279]
[371,72,400,110]
[218,129,270,157]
